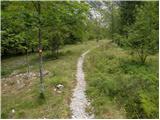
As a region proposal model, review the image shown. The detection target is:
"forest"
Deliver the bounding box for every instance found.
[1,1,159,119]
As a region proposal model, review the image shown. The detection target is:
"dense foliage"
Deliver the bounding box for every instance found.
[2,1,158,61]
[1,1,105,57]
[105,1,159,63]
[128,2,159,63]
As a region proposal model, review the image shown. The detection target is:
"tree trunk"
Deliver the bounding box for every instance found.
[56,45,59,59]
[25,47,30,79]
[37,1,44,98]
[32,47,34,53]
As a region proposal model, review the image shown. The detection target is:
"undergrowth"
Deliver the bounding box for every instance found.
[85,41,159,118]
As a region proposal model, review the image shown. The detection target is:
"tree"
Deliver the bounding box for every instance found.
[37,2,44,98]
[119,1,142,37]
[128,2,158,63]
[1,1,91,57]
[32,1,45,98]
[43,1,89,55]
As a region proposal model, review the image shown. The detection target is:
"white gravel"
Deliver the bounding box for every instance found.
[70,50,94,119]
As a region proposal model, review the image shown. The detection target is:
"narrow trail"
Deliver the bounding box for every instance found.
[70,50,94,119]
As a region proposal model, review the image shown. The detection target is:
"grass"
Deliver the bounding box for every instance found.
[84,40,159,119]
[1,40,99,119]
[2,40,158,118]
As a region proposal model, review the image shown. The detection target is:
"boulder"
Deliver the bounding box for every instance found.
[56,84,64,90]
[54,88,57,91]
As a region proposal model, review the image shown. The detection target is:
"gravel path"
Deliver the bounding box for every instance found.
[70,50,94,119]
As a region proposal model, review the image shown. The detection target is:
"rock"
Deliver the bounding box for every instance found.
[1,78,6,81]
[23,74,29,79]
[16,74,19,77]
[32,73,36,77]
[29,72,33,76]
[57,90,62,93]
[56,84,64,90]
[18,83,25,90]
[19,74,22,77]
[9,81,15,86]
[17,80,21,83]
[54,88,57,91]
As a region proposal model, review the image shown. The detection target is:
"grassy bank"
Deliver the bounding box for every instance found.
[1,40,98,119]
[84,40,159,119]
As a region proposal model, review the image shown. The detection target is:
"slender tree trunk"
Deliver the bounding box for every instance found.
[3,49,6,56]
[37,1,44,98]
[25,46,30,79]
[56,45,59,59]
[51,47,54,55]
[32,47,34,53]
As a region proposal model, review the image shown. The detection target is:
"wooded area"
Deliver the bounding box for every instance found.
[2,1,158,62]
[1,1,159,119]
